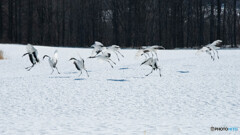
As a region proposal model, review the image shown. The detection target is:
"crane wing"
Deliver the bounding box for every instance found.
[141,58,153,66]
[26,44,38,54]
[94,41,104,46]
[102,52,111,58]
[211,40,222,46]
[135,49,144,58]
[53,50,58,64]
[77,52,84,61]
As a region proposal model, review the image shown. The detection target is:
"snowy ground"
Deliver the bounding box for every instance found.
[0,44,240,135]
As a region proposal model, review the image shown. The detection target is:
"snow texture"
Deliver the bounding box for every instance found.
[0,44,240,135]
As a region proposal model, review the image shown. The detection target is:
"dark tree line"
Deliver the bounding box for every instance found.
[0,0,239,48]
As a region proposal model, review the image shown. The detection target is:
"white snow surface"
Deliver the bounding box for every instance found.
[0,44,240,135]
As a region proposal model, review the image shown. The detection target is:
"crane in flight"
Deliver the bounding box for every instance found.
[22,44,40,71]
[88,52,116,68]
[90,41,105,57]
[196,40,222,60]
[140,57,161,77]
[136,45,165,60]
[103,45,124,61]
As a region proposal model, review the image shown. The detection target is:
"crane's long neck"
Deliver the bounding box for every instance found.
[43,55,50,60]
[88,56,96,59]
[69,58,77,61]
[22,53,30,57]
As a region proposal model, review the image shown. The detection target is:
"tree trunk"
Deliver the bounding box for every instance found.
[112,1,119,44]
[222,0,226,44]
[57,0,60,46]
[127,0,133,47]
[186,0,192,48]
[0,0,3,40]
[158,0,162,44]
[14,0,18,42]
[217,0,221,39]
[47,0,53,45]
[233,0,237,47]
[27,0,32,43]
[62,0,65,46]
[69,0,73,46]
[210,0,215,42]
[18,0,22,43]
[198,0,204,46]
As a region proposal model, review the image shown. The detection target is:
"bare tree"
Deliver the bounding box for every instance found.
[0,0,239,48]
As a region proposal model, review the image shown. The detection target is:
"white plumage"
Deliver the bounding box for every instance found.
[196,47,214,60]
[206,40,221,59]
[22,44,40,71]
[43,50,60,74]
[103,45,124,61]
[209,40,222,48]
[197,40,222,60]
[90,41,104,57]
[88,52,116,68]
[140,57,161,77]
[136,49,151,59]
[136,45,165,59]
[69,57,89,77]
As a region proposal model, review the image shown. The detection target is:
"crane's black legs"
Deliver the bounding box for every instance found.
[145,69,153,76]
[50,67,60,75]
[79,69,82,76]
[151,52,154,57]
[206,51,214,61]
[107,61,114,68]
[154,52,159,60]
[158,68,161,77]
[114,51,124,61]
[25,64,35,71]
[114,52,120,61]
[56,67,60,74]
[51,69,54,74]
[144,68,161,77]
[143,54,147,58]
[216,50,219,59]
[117,51,124,57]
[109,59,116,65]
[212,50,216,59]
[83,69,89,77]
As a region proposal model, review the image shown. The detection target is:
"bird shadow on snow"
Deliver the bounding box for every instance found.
[107,79,129,82]
[49,76,71,79]
[64,71,92,75]
[177,71,190,73]
[119,67,129,70]
[74,78,86,81]
[63,72,78,74]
